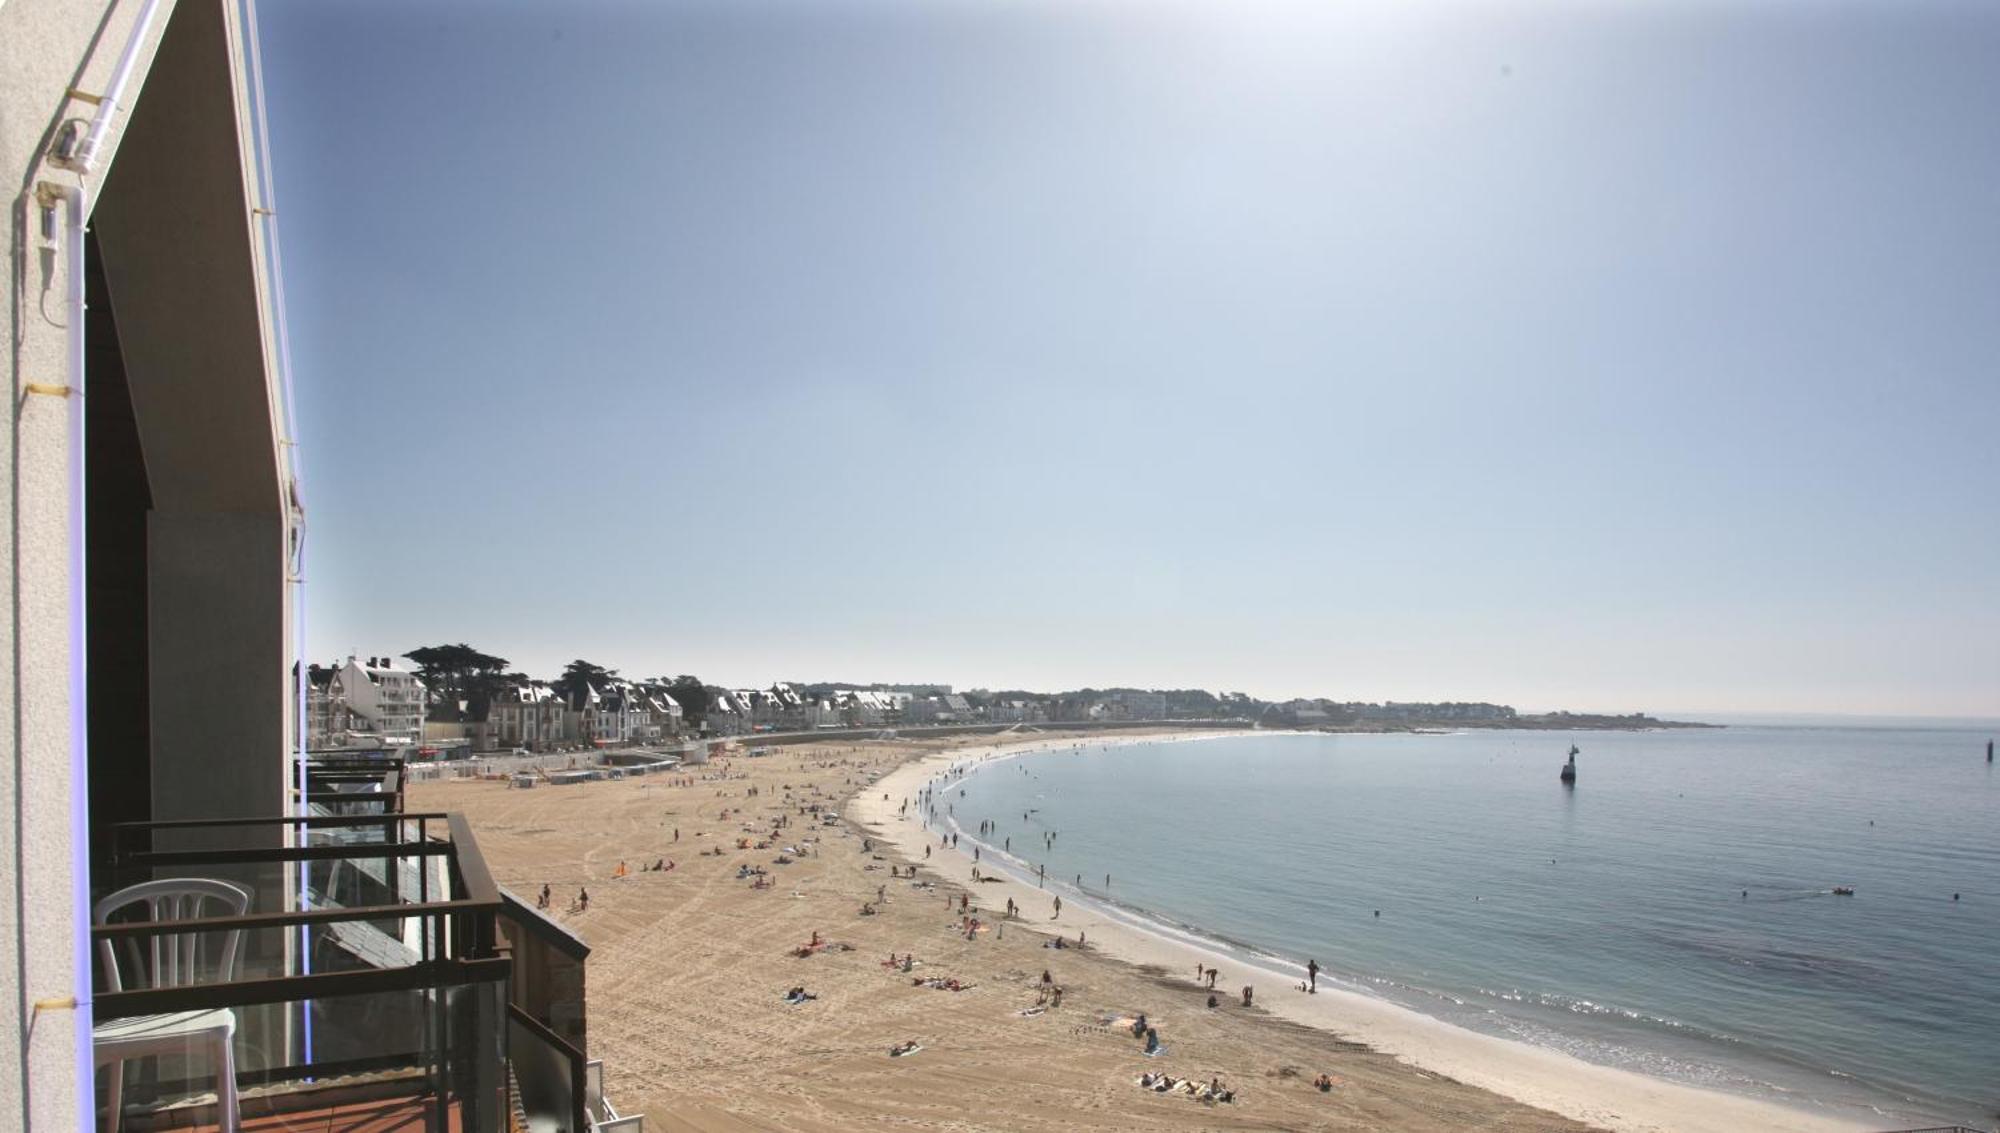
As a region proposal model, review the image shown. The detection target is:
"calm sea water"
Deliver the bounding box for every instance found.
[941,726,2000,1129]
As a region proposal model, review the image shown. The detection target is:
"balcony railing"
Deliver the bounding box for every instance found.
[298,752,407,816]
[93,811,508,1131]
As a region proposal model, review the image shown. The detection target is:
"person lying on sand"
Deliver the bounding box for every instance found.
[1314,1073,1335,1092]
[783,986,817,1004]
[889,1040,921,1057]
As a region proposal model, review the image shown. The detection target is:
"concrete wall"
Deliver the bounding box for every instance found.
[93,0,292,833]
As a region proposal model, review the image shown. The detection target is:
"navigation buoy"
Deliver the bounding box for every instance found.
[1559,745,1577,785]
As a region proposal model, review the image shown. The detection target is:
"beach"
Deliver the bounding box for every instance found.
[409,730,1873,1132]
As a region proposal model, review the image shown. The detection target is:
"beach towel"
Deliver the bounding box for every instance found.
[1016,1006,1046,1018]
[1143,1046,1169,1058]
[889,1043,923,1058]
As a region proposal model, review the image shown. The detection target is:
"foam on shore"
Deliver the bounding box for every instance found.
[849,731,1874,1133]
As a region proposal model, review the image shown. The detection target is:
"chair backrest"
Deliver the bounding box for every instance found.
[94,879,252,994]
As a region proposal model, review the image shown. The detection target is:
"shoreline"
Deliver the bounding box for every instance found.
[849,731,1874,1133]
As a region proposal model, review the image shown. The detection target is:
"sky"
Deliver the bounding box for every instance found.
[260,0,2000,718]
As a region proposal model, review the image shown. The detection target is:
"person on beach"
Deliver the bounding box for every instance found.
[577,887,590,912]
[1206,968,1218,990]
[1241,985,1253,1007]
[1207,993,1218,1009]
[1052,896,1062,919]
[1308,958,1319,993]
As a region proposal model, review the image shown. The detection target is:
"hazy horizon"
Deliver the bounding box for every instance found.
[264,0,1998,719]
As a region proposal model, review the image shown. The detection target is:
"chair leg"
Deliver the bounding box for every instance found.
[214,1032,240,1133]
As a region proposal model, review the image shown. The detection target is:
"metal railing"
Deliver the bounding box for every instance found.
[94,811,508,1131]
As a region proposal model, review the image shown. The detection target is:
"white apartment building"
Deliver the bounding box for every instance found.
[333,655,427,747]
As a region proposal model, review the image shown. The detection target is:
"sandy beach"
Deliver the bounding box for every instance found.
[409,729,1875,1132]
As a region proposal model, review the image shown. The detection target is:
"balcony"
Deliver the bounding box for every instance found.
[298,754,407,818]
[91,808,639,1133]
[93,812,507,1132]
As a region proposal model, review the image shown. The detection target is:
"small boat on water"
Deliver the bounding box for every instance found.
[1559,745,1578,784]
[1832,886,1855,896]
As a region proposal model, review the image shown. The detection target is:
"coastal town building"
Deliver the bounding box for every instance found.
[298,655,428,749]
[1105,690,1169,720]
[765,682,807,729]
[705,687,749,735]
[629,682,685,741]
[302,663,350,744]
[492,683,570,749]
[985,699,1046,724]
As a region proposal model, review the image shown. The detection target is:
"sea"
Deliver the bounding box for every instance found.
[938,724,2000,1130]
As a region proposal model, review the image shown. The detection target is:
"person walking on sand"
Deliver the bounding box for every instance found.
[1052,896,1062,919]
[1241,985,1253,1008]
[1307,958,1319,993]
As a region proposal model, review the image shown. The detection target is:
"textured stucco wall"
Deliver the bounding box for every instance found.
[2,4,180,1126]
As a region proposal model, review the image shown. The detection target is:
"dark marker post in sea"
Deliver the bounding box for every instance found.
[1560,744,1578,786]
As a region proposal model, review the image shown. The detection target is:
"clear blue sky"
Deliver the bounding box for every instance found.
[261,0,1999,717]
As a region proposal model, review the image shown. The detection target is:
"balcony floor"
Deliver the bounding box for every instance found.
[132,1095,462,1133]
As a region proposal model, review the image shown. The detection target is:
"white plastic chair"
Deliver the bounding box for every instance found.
[93,878,250,1133]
